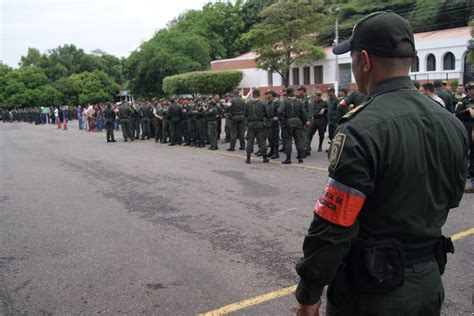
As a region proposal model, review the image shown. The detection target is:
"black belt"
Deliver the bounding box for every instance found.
[404,244,435,266]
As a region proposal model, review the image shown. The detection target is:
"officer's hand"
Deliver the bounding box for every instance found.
[296,301,321,316]
[273,116,279,121]
[305,121,311,127]
[318,109,325,115]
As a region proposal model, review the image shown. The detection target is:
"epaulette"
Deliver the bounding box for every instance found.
[339,98,373,122]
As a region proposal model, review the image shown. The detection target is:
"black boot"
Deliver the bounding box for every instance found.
[267,146,274,157]
[282,153,291,164]
[246,155,251,164]
[262,155,269,163]
[271,146,280,159]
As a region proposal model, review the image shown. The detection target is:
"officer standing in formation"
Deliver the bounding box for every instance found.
[308,91,328,152]
[264,90,281,159]
[104,103,116,142]
[294,11,468,316]
[118,101,134,142]
[456,82,474,193]
[278,88,309,164]
[226,90,246,151]
[244,89,269,164]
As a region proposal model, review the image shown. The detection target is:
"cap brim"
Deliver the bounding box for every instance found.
[332,40,351,55]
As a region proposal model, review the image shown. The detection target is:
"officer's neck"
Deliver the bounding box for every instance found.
[366,70,410,95]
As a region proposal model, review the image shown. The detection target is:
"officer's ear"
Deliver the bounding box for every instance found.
[360,50,372,73]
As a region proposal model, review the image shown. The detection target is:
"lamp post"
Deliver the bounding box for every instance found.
[332,7,340,94]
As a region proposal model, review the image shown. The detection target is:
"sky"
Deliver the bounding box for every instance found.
[0,0,210,67]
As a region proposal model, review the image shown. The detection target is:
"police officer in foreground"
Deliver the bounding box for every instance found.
[295,11,468,316]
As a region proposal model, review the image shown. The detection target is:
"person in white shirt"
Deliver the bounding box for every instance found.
[421,82,446,108]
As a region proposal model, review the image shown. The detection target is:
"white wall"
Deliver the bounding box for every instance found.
[236,32,471,88]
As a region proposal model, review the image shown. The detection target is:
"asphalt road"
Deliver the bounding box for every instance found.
[0,122,473,315]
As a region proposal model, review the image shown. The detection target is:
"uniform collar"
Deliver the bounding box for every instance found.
[369,76,416,98]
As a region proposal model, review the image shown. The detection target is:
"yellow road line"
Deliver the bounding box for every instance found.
[451,227,474,241]
[199,227,474,315]
[198,285,297,316]
[193,148,328,171]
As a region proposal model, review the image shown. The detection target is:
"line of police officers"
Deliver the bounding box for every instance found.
[106,86,368,165]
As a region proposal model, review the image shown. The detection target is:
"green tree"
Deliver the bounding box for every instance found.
[0,67,62,107]
[125,28,210,97]
[163,70,243,95]
[242,1,327,87]
[68,70,120,105]
[171,1,245,59]
[19,47,46,68]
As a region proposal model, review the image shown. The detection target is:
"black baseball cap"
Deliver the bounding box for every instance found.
[333,11,416,58]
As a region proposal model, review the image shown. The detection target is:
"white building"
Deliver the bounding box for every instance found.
[210,26,473,94]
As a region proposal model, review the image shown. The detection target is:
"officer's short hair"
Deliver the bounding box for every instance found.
[339,88,348,96]
[286,88,294,95]
[433,80,442,88]
[315,91,322,96]
[327,87,335,93]
[252,89,260,97]
[465,82,474,91]
[422,83,435,93]
[297,85,306,92]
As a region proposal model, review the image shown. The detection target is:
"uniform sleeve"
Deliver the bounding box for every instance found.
[295,124,376,305]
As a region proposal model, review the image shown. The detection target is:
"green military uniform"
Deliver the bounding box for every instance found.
[308,94,328,152]
[131,104,140,139]
[104,107,116,142]
[264,93,281,159]
[185,103,197,146]
[455,89,474,190]
[228,96,246,151]
[194,102,206,147]
[278,92,308,163]
[139,104,151,139]
[152,106,162,143]
[295,12,469,316]
[245,98,269,163]
[298,92,313,156]
[118,104,134,142]
[326,93,339,141]
[205,102,219,150]
[167,102,183,145]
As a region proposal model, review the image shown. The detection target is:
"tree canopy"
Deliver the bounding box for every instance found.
[163,70,243,96]
[242,1,327,87]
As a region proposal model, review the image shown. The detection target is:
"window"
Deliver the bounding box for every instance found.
[427,54,436,71]
[292,68,300,85]
[411,56,419,72]
[303,67,310,85]
[443,52,455,70]
[314,65,323,84]
[267,71,273,86]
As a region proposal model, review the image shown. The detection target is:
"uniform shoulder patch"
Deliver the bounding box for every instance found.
[329,133,346,170]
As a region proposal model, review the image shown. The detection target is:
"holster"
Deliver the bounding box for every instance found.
[434,235,455,275]
[349,239,405,293]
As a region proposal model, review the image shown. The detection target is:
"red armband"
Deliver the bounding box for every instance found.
[340,100,347,107]
[314,177,365,227]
